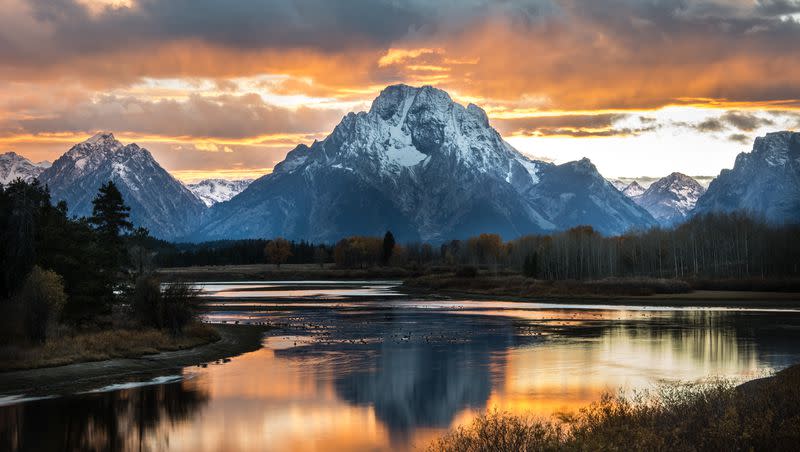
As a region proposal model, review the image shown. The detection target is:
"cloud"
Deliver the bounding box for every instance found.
[6,93,345,139]
[695,118,726,133]
[0,0,799,112]
[494,113,658,137]
[728,133,751,144]
[720,111,775,131]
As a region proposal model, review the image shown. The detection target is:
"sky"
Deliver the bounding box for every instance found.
[1,0,799,182]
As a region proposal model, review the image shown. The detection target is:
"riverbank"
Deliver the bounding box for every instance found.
[429,363,800,452]
[157,263,418,282]
[0,322,221,372]
[404,274,800,308]
[0,324,268,395]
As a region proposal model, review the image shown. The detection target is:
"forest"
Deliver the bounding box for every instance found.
[158,213,800,281]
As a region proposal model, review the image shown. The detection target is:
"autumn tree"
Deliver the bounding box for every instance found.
[264,238,292,268]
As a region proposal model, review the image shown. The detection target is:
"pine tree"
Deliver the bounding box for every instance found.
[90,181,133,237]
[89,181,133,290]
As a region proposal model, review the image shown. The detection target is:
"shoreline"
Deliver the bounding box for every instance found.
[401,287,800,309]
[0,324,268,396]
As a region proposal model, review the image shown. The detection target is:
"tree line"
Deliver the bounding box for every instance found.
[156,213,798,280]
[1,179,198,345]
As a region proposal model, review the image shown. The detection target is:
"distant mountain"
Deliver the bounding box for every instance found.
[0,152,50,184]
[632,173,706,226]
[191,84,656,242]
[187,178,254,207]
[694,131,800,224]
[622,181,646,198]
[609,179,629,191]
[39,133,207,240]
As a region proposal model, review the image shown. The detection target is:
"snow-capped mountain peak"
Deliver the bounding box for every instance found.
[0,151,49,184]
[191,84,656,242]
[631,173,705,226]
[39,134,206,239]
[187,178,254,207]
[622,181,646,198]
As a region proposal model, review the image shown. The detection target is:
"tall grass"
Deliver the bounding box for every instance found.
[429,365,800,451]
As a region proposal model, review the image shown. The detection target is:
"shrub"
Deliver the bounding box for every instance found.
[429,365,800,452]
[18,266,67,343]
[161,283,200,336]
[132,274,163,328]
[130,275,199,336]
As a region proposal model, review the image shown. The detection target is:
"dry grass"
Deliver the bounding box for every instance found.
[405,274,691,298]
[0,322,220,372]
[157,263,416,282]
[429,365,800,452]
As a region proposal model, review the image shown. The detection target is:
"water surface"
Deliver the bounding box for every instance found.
[2,280,800,451]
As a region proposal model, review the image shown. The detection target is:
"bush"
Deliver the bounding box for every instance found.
[18,266,67,344]
[161,283,200,336]
[130,275,199,336]
[429,365,800,452]
[132,275,162,328]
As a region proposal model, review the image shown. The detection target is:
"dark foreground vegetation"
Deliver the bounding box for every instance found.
[429,364,800,452]
[0,179,217,370]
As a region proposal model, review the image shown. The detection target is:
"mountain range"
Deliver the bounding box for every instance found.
[191,84,657,242]
[3,85,798,242]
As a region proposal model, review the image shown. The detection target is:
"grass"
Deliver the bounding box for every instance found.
[405,274,692,297]
[157,263,418,282]
[429,364,800,452]
[0,322,220,372]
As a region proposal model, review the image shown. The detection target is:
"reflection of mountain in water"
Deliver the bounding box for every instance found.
[0,380,208,451]
[327,312,520,442]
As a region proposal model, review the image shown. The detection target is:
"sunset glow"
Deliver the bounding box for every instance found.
[1,0,799,180]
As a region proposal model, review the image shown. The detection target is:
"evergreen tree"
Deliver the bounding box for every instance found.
[382,231,396,265]
[90,181,133,237]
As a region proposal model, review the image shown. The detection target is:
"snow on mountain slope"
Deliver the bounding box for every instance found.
[622,181,646,198]
[0,152,50,184]
[187,178,254,207]
[632,173,705,226]
[191,84,656,243]
[39,133,207,239]
[694,131,800,224]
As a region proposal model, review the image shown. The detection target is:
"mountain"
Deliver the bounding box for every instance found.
[609,179,629,191]
[631,173,705,226]
[694,131,800,224]
[39,133,207,240]
[622,181,646,198]
[0,152,50,184]
[187,178,254,207]
[191,84,656,242]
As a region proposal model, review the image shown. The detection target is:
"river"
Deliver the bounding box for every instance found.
[2,280,800,451]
